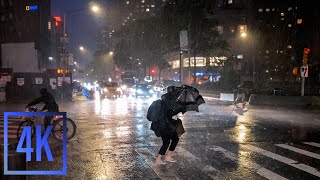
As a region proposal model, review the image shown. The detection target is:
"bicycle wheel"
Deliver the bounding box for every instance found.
[52,118,76,141]
[17,119,35,139]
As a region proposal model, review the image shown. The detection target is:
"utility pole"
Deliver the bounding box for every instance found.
[301,48,310,96]
[179,51,182,82]
[193,49,196,85]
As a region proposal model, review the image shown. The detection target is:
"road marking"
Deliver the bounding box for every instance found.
[244,144,320,178]
[276,144,320,160]
[211,146,288,180]
[135,148,180,180]
[176,147,223,180]
[303,142,320,148]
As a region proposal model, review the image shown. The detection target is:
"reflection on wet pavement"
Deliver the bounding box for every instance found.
[17,96,320,179]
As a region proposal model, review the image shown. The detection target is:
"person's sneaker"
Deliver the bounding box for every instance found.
[165,156,177,162]
[155,159,166,165]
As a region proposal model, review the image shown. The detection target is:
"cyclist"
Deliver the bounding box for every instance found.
[26,88,59,130]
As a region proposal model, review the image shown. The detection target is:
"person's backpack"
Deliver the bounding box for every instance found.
[147,100,162,122]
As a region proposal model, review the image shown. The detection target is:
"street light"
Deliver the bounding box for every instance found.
[109,51,114,55]
[60,4,101,100]
[91,5,99,13]
[79,46,84,51]
[241,32,247,38]
[74,61,77,65]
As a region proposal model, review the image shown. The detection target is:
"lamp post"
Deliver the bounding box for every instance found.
[240,32,255,88]
[179,51,183,82]
[62,4,100,76]
[60,4,100,99]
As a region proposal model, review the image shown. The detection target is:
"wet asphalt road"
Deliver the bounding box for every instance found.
[2,94,320,180]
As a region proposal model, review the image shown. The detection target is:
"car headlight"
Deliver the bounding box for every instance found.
[137,89,143,94]
[104,88,108,92]
[117,87,121,91]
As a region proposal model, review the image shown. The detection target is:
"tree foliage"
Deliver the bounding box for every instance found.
[111,0,229,76]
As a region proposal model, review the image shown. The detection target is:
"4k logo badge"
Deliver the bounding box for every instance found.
[3,112,67,175]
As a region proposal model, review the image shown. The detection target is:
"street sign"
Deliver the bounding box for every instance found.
[17,78,24,86]
[301,65,308,77]
[179,30,188,51]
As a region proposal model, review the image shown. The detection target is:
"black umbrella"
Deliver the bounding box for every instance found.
[161,85,205,113]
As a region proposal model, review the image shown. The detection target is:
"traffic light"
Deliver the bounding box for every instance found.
[56,68,70,74]
[292,67,299,75]
[57,69,63,74]
[302,48,310,65]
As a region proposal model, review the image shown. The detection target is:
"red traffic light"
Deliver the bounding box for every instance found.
[304,48,310,54]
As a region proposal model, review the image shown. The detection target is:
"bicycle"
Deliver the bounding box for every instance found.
[17,107,77,141]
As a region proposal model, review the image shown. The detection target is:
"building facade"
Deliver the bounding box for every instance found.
[0,0,52,70]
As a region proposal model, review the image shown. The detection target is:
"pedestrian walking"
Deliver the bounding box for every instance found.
[147,85,204,165]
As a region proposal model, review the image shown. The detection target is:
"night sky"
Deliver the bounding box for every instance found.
[51,0,105,68]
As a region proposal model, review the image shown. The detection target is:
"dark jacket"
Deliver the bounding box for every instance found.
[147,99,176,137]
[27,92,59,112]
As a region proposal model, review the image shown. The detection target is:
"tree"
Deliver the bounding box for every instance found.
[108,0,229,81]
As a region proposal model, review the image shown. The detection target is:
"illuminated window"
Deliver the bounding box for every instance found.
[151,5,155,7]
[266,8,270,12]
[227,0,232,4]
[288,24,292,27]
[48,21,51,30]
[287,45,292,49]
[209,57,227,66]
[258,8,263,12]
[281,12,284,16]
[288,7,292,11]
[297,19,302,24]
[141,0,145,3]
[238,25,247,33]
[146,8,150,12]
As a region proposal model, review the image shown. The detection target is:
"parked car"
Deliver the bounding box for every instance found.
[130,84,155,97]
[101,82,122,98]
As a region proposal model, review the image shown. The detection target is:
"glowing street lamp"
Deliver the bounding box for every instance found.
[79,46,84,51]
[91,5,99,13]
[109,51,114,55]
[241,32,247,38]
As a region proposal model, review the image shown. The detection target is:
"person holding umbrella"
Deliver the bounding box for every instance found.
[148,85,205,165]
[154,86,181,164]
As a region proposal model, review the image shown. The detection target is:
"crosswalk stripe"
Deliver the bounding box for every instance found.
[276,144,320,160]
[176,147,223,180]
[303,142,320,148]
[135,148,180,180]
[211,146,288,180]
[244,144,320,178]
